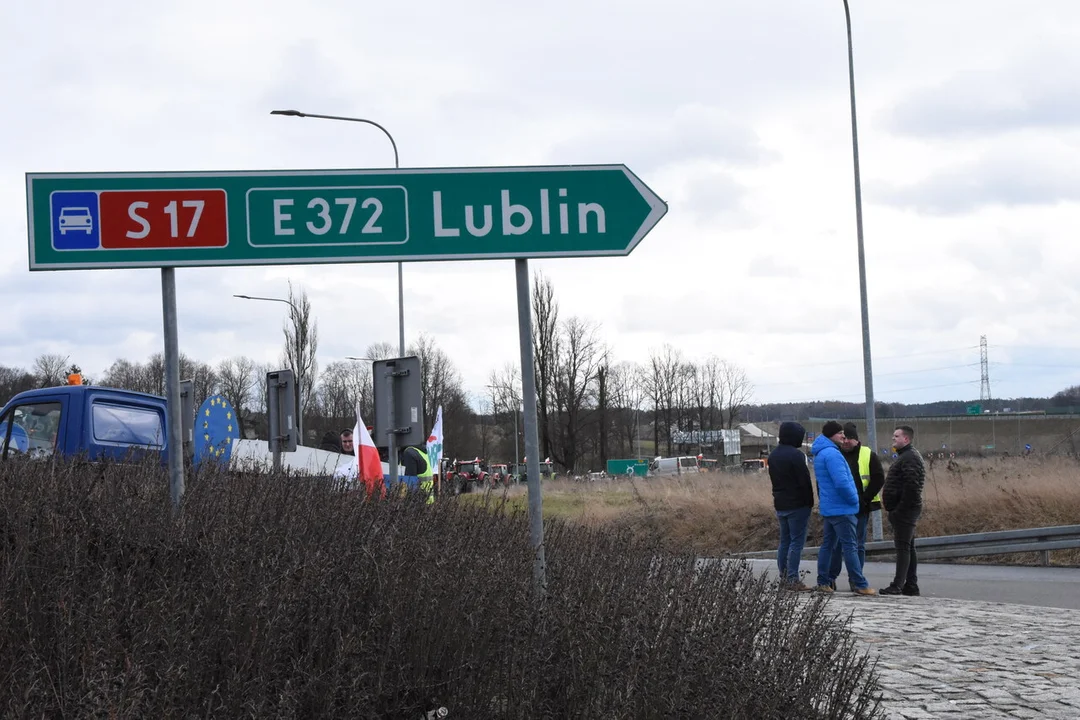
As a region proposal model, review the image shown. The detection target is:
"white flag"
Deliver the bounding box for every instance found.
[426,405,444,472]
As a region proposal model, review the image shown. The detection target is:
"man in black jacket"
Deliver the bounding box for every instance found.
[767,422,814,591]
[880,425,925,596]
[828,422,886,590]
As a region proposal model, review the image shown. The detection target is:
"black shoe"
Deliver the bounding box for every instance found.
[902,584,920,596]
[879,584,904,595]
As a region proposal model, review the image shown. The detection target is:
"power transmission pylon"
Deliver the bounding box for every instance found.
[979,335,992,402]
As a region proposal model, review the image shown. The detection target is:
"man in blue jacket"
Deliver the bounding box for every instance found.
[812,421,876,595]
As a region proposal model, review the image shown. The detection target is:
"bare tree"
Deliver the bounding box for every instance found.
[282,282,319,441]
[142,353,167,396]
[218,356,257,422]
[33,353,69,387]
[486,364,522,462]
[647,345,683,457]
[253,362,276,415]
[719,360,754,428]
[409,333,463,436]
[0,365,35,404]
[476,397,493,459]
[316,361,352,423]
[596,351,611,470]
[674,360,696,445]
[552,316,602,473]
[608,361,647,458]
[700,356,724,434]
[180,356,219,405]
[364,341,396,361]
[487,363,521,412]
[102,359,144,393]
[531,271,559,460]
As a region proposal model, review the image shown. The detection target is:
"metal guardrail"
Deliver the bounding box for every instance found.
[735,524,1080,564]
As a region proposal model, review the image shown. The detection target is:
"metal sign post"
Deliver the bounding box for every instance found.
[386,365,398,490]
[161,268,184,512]
[373,356,424,492]
[179,379,195,464]
[267,384,282,474]
[266,369,297,473]
[515,259,547,597]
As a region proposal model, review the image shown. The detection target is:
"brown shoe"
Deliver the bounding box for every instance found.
[814,585,834,594]
[787,582,813,592]
[852,587,877,596]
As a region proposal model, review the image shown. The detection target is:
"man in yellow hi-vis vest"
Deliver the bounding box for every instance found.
[402,445,435,504]
[828,422,886,591]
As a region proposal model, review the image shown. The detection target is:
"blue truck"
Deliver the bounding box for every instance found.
[0,385,170,463]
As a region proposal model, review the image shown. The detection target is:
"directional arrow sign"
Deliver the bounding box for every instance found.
[25,165,667,270]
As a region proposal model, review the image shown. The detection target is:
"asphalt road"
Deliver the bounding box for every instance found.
[745,558,1080,610]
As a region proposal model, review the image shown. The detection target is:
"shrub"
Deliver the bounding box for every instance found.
[0,458,882,718]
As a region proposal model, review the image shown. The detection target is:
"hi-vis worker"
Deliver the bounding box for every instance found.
[402,446,435,504]
[828,422,886,591]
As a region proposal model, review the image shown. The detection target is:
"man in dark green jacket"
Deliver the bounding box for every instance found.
[879,425,925,596]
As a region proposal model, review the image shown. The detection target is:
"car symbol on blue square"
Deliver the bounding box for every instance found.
[51,191,101,250]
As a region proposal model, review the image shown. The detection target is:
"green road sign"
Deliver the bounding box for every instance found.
[606,458,648,477]
[967,404,982,415]
[26,165,667,270]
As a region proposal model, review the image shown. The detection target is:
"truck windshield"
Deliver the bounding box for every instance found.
[0,402,62,458]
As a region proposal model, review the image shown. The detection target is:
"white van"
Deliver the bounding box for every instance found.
[650,455,701,477]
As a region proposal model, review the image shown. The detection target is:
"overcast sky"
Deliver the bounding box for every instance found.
[3,1,1080,406]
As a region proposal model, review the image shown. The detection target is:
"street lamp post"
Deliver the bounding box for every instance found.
[233,293,305,442]
[270,109,406,357]
[841,1,881,541]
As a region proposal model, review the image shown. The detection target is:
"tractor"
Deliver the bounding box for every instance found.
[446,457,488,494]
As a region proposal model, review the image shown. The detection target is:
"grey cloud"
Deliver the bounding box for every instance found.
[679,169,748,224]
[548,105,778,172]
[255,41,364,124]
[883,50,1080,138]
[948,234,1045,277]
[613,289,828,337]
[748,255,799,279]
[873,151,1080,215]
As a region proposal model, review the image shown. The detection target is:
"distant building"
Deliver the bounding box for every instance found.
[738,422,778,457]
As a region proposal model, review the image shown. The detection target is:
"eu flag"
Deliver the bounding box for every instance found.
[194,394,240,467]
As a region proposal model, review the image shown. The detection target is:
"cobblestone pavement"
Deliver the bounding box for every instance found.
[822,593,1080,719]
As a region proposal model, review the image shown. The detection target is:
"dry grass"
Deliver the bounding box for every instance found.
[477,456,1080,565]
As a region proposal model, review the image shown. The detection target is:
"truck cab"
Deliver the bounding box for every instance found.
[0,385,169,464]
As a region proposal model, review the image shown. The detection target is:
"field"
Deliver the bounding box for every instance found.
[470,455,1080,565]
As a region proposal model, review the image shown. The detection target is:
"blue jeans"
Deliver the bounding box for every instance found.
[829,511,869,583]
[817,514,869,589]
[776,507,811,582]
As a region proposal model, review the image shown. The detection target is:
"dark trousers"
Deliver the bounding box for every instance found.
[888,510,921,588]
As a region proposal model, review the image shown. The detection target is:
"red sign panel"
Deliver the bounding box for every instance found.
[99,190,228,249]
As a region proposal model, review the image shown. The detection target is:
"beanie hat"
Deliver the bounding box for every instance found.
[842,422,859,441]
[821,420,844,438]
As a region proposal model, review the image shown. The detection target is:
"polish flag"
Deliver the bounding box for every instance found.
[354,406,386,500]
